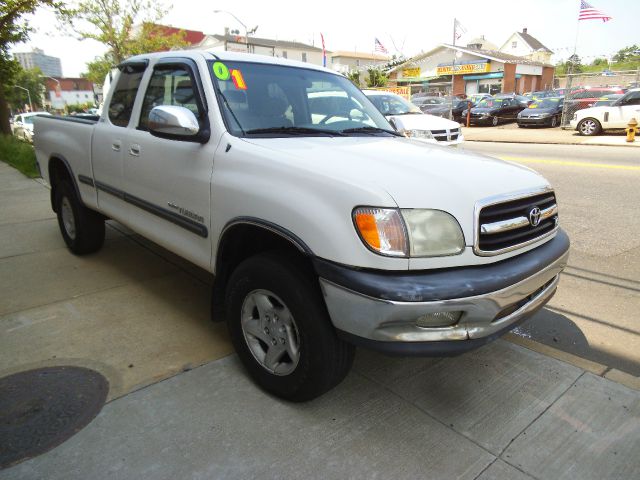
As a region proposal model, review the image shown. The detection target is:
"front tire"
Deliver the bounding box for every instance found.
[577,118,601,136]
[491,116,499,126]
[54,181,105,254]
[225,252,355,402]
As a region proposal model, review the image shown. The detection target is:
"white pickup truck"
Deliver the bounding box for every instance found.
[34,50,569,401]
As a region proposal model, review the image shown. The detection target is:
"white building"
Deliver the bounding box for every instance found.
[499,28,554,64]
[329,51,389,74]
[196,33,325,66]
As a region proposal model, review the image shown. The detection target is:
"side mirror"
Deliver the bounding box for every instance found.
[148,105,209,143]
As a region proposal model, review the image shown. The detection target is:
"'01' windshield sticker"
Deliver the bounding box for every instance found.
[212,61,247,90]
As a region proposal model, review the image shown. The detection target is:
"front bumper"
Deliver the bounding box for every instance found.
[517,116,552,126]
[315,230,569,356]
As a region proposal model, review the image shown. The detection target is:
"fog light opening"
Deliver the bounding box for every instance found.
[416,311,462,328]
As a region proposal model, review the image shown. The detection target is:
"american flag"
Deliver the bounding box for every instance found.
[579,1,612,22]
[374,38,388,54]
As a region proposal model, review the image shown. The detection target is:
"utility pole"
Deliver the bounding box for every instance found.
[13,85,33,112]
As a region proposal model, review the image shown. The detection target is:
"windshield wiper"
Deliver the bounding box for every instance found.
[340,126,402,136]
[390,111,422,115]
[245,126,346,136]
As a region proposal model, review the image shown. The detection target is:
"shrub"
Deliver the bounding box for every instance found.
[0,134,39,178]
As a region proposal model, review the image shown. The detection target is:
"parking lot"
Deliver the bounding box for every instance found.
[1,143,639,478]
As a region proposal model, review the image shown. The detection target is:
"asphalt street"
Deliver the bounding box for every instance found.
[462,141,640,376]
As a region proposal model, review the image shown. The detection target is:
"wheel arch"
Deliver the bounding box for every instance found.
[48,154,81,213]
[212,218,315,322]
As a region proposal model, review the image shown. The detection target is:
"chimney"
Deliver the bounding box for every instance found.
[522,27,528,34]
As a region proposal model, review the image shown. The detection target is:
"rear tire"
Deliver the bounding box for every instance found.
[577,118,601,136]
[225,251,355,402]
[54,181,105,254]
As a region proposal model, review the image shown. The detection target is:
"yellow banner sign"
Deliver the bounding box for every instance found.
[402,68,421,78]
[436,62,490,76]
[369,86,411,100]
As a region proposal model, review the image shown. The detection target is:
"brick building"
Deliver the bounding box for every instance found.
[44,77,94,110]
[389,44,555,96]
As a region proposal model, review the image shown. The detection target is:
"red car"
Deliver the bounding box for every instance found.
[565,87,625,111]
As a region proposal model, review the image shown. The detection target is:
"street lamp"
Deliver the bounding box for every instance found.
[213,10,257,52]
[13,85,33,112]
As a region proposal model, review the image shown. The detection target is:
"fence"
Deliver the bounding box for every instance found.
[558,69,640,128]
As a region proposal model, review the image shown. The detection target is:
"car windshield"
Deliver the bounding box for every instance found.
[23,116,35,124]
[208,60,394,137]
[532,98,562,108]
[476,98,503,108]
[366,93,422,115]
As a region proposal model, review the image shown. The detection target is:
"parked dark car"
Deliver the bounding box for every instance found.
[412,96,448,112]
[592,94,624,106]
[463,96,528,126]
[517,97,564,127]
[426,99,473,122]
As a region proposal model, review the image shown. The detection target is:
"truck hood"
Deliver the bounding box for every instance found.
[242,136,548,243]
[388,113,460,131]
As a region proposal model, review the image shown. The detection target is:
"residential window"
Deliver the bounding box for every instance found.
[282,51,287,59]
[512,41,517,48]
[302,52,307,62]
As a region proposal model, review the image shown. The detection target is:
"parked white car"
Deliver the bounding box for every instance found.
[12,112,51,142]
[570,88,640,136]
[364,90,463,146]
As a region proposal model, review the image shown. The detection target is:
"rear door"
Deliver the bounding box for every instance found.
[91,61,147,222]
[122,58,216,270]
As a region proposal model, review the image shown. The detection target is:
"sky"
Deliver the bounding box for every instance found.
[11,0,640,77]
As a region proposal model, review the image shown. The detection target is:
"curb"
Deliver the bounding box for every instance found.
[465,139,640,148]
[505,333,640,392]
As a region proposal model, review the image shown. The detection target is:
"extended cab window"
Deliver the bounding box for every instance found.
[139,65,202,130]
[109,67,145,127]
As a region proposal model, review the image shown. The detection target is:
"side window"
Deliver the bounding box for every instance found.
[108,68,145,127]
[139,65,202,130]
[622,92,640,106]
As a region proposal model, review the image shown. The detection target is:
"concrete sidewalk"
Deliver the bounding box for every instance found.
[1,161,639,479]
[462,122,640,148]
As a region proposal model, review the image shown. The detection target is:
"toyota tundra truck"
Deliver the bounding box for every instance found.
[34,50,569,401]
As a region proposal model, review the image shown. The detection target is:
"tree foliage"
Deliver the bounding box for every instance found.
[0,1,66,133]
[6,66,46,111]
[365,68,388,88]
[60,1,188,68]
[612,44,640,64]
[345,70,361,87]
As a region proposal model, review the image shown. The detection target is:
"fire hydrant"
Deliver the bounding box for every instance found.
[627,118,638,143]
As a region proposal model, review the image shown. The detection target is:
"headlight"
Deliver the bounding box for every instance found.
[405,129,434,140]
[538,113,551,118]
[401,209,465,256]
[480,113,490,118]
[353,207,408,257]
[353,208,465,257]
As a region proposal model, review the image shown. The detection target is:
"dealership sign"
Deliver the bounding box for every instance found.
[436,61,490,76]
[402,68,421,78]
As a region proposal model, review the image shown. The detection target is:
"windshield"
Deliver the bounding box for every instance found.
[208,60,393,137]
[367,93,421,115]
[23,117,35,124]
[532,98,562,108]
[476,98,503,108]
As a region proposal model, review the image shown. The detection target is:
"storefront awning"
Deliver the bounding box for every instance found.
[463,72,522,81]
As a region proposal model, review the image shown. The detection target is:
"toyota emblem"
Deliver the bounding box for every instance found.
[529,207,542,227]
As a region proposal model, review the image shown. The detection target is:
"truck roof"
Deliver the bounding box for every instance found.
[124,49,333,75]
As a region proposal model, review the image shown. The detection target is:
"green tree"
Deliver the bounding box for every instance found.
[60,1,188,76]
[346,70,361,87]
[365,68,388,88]
[6,66,46,111]
[0,1,66,134]
[612,44,640,63]
[591,57,608,67]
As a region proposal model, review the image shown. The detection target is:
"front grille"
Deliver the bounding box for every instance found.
[431,128,460,142]
[476,191,558,255]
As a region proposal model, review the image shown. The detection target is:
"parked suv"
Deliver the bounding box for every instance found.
[570,88,640,135]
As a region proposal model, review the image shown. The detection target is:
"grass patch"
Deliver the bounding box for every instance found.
[0,134,39,178]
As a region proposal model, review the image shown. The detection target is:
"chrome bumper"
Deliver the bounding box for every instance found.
[319,245,568,349]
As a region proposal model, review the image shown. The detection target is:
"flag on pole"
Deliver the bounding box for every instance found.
[454,19,467,41]
[579,0,612,22]
[320,33,326,67]
[374,38,388,54]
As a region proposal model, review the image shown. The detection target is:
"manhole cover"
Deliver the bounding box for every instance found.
[0,366,108,469]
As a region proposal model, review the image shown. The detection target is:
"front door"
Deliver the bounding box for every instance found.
[122,59,217,270]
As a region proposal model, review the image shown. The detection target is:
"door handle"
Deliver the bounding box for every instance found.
[129,144,141,157]
[111,142,121,152]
